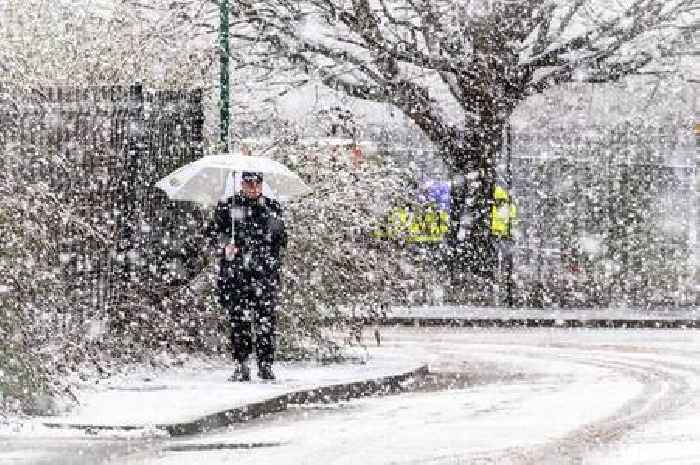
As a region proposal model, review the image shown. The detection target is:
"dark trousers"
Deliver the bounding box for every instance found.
[220,274,278,365]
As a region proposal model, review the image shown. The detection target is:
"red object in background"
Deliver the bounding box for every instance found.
[350,145,364,168]
[562,248,581,273]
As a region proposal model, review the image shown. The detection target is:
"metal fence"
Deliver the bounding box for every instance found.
[0,84,205,330]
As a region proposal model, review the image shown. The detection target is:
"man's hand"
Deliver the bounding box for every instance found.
[224,244,240,261]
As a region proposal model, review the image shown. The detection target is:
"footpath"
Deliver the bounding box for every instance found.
[9,346,427,439]
[4,305,697,446]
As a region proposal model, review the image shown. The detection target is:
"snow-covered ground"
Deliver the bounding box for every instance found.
[24,348,413,428]
[121,327,700,465]
[0,344,420,429]
[3,327,700,464]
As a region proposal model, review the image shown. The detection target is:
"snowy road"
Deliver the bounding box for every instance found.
[112,327,700,465]
[6,327,700,465]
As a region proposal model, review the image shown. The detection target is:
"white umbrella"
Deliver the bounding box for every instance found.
[154,154,310,206]
[155,154,310,252]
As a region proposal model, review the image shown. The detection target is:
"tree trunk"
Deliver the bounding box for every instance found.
[441,114,506,294]
[397,48,516,300]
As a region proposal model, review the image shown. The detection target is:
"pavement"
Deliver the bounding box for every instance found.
[138,327,700,465]
[10,345,428,439]
[4,304,699,447]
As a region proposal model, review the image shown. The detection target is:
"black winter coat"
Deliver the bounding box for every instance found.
[206,194,287,284]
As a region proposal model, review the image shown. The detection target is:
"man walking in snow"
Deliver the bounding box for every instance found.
[206,172,287,381]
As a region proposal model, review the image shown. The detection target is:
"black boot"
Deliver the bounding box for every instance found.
[257,362,275,381]
[228,360,251,382]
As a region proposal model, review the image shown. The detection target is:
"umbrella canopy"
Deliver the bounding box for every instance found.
[155,154,311,205]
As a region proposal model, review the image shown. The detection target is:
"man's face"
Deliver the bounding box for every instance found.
[241,179,263,199]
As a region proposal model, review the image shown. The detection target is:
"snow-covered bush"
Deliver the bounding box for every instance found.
[0,153,74,414]
[512,118,695,307]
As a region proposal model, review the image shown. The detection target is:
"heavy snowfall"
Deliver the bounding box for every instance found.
[0,0,698,464]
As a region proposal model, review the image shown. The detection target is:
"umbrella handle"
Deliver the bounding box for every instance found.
[230,170,236,245]
[224,171,236,261]
[231,171,236,244]
[230,209,236,244]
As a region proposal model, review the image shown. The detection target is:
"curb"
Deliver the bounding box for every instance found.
[344,305,699,328]
[381,318,700,328]
[43,364,430,437]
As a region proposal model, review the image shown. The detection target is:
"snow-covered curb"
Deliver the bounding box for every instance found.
[38,364,429,437]
[2,345,429,438]
[161,364,428,436]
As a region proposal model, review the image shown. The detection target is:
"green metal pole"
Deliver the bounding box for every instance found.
[505,121,513,308]
[219,0,230,153]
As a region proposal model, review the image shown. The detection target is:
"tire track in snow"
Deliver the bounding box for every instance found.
[362,329,700,464]
[468,344,700,465]
[95,329,700,465]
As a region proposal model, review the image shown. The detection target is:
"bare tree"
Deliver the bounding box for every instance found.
[142,0,694,279]
[21,0,690,279]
